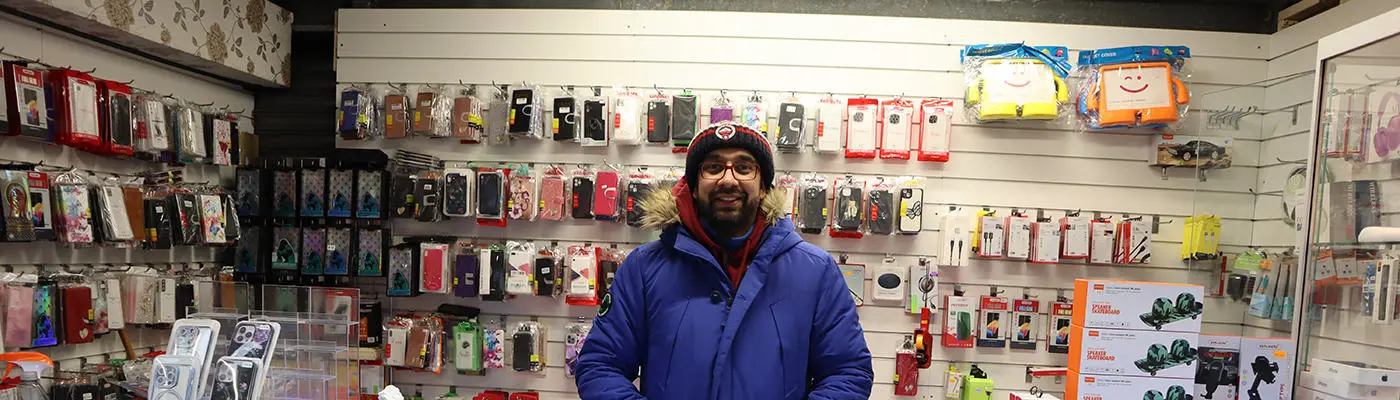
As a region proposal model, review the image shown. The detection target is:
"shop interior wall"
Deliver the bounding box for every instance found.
[0,12,254,373]
[335,9,1279,399]
[1255,0,1400,367]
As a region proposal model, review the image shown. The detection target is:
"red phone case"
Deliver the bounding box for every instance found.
[421,244,445,292]
[61,286,95,344]
[593,171,619,218]
[98,79,134,157]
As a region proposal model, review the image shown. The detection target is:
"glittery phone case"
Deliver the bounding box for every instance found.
[301,227,326,275]
[1,171,33,241]
[4,286,33,346]
[300,168,326,217]
[357,228,384,276]
[539,177,566,221]
[271,226,300,270]
[235,225,262,274]
[31,284,57,347]
[272,170,296,217]
[325,227,352,275]
[356,170,382,219]
[328,169,354,218]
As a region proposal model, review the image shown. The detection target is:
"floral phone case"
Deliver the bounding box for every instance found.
[200,195,226,244]
[325,227,352,275]
[328,169,354,218]
[226,321,280,364]
[508,175,533,220]
[55,184,93,244]
[210,357,262,400]
[301,228,326,275]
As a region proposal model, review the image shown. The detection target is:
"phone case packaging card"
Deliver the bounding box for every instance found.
[815,99,845,153]
[506,242,536,296]
[1239,337,1293,400]
[844,98,878,158]
[1048,302,1074,353]
[50,69,102,150]
[976,215,1006,258]
[1195,335,1241,400]
[611,90,642,144]
[645,96,671,144]
[943,295,976,348]
[1006,215,1032,260]
[1089,220,1117,264]
[1,171,34,241]
[4,62,50,140]
[1066,371,1197,400]
[670,94,698,147]
[1030,221,1061,264]
[1072,279,1204,333]
[454,95,485,142]
[879,98,914,159]
[1009,299,1040,350]
[1068,325,1199,379]
[1061,216,1091,259]
[916,99,954,162]
[977,296,1009,348]
[773,102,804,152]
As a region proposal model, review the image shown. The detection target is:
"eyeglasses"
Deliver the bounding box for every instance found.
[699,161,760,181]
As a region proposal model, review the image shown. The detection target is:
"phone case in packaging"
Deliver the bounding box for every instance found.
[97,186,134,242]
[775,101,805,152]
[593,170,620,220]
[453,94,484,142]
[50,69,102,151]
[646,97,670,143]
[612,88,642,144]
[565,320,591,377]
[741,98,767,134]
[482,327,505,369]
[897,181,924,235]
[177,107,207,163]
[210,357,264,400]
[143,197,172,249]
[845,98,878,158]
[387,244,418,297]
[198,194,225,244]
[234,225,263,274]
[535,249,557,296]
[413,175,442,222]
[207,115,235,165]
[831,177,865,238]
[26,172,52,241]
[91,282,109,334]
[581,98,608,147]
[453,246,479,297]
[150,355,203,400]
[226,320,281,368]
[571,168,596,220]
[419,242,450,294]
[775,174,798,220]
[488,97,510,145]
[895,347,919,396]
[270,226,300,270]
[135,93,170,154]
[337,86,380,140]
[171,194,203,245]
[235,168,261,217]
[476,169,508,226]
[796,173,828,235]
[31,284,57,347]
[508,84,543,138]
[327,169,354,218]
[454,321,483,374]
[671,94,699,147]
[598,247,622,298]
[357,228,385,276]
[710,98,735,125]
[413,86,452,137]
[60,286,94,343]
[167,319,220,389]
[271,170,296,217]
[4,62,50,140]
[389,176,417,219]
[553,97,578,141]
[815,99,844,153]
[539,167,567,221]
[625,171,653,227]
[443,168,474,218]
[384,92,408,139]
[508,170,536,221]
[384,326,408,366]
[54,183,94,244]
[506,241,536,296]
[356,169,383,219]
[300,167,327,217]
[98,80,135,156]
[566,245,599,306]
[1,171,34,241]
[512,321,547,372]
[879,99,914,159]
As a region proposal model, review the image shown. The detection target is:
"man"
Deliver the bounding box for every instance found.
[575,122,873,400]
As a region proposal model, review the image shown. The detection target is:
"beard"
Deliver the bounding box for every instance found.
[697,189,761,235]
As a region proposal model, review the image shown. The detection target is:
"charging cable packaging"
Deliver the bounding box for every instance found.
[940,209,972,267]
[845,98,878,158]
[1074,46,1192,132]
[611,87,643,145]
[1066,371,1195,400]
[831,176,866,238]
[961,43,1072,123]
[505,241,536,296]
[976,214,1006,258]
[1061,216,1091,259]
[1071,279,1204,332]
[944,367,966,399]
[943,295,976,348]
[1089,219,1117,264]
[838,262,865,306]
[879,98,914,159]
[977,295,1009,348]
[1048,301,1073,353]
[565,245,599,306]
[1115,218,1152,264]
[1068,325,1199,379]
[1006,214,1032,260]
[872,258,905,304]
[815,97,845,153]
[1196,334,1241,400]
[774,98,806,152]
[1239,337,1293,400]
[909,259,939,314]
[1010,299,1040,350]
[1030,219,1061,264]
[796,173,829,235]
[917,99,954,162]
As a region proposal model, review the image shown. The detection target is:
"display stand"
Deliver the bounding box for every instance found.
[255,285,362,400]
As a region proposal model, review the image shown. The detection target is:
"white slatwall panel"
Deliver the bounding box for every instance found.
[337,9,1277,399]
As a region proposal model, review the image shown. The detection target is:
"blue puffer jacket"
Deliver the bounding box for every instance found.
[575,184,874,400]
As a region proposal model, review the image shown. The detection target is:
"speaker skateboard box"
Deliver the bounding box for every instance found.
[1067,370,1196,400]
[1073,279,1205,333]
[1068,324,1199,379]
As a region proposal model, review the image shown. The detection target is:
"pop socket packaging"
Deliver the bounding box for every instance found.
[3,61,50,140]
[961,43,1072,123]
[1074,46,1192,131]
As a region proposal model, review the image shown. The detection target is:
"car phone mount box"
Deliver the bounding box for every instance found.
[1239,337,1293,400]
[1067,371,1196,400]
[1196,335,1241,400]
[1068,324,1199,379]
[1072,279,1205,332]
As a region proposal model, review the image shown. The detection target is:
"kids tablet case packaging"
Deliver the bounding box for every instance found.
[1068,325,1198,379]
[1066,371,1197,400]
[1072,279,1204,332]
[1239,337,1293,400]
[1195,335,1241,400]
[943,295,976,348]
[961,43,1072,122]
[1075,46,1191,131]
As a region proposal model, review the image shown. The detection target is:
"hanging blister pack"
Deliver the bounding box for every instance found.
[482,245,508,301]
[564,319,591,377]
[488,93,510,145]
[53,174,95,245]
[838,262,865,306]
[1,171,34,242]
[896,178,924,235]
[538,166,567,221]
[909,259,939,313]
[741,94,767,135]
[581,96,609,147]
[710,94,735,125]
[133,91,169,156]
[301,226,326,275]
[976,213,1006,258]
[796,173,828,235]
[1114,217,1152,264]
[1075,45,1192,131]
[535,246,558,296]
[553,96,578,141]
[98,79,135,157]
[453,91,484,143]
[418,241,451,294]
[867,179,896,235]
[508,166,536,221]
[1089,219,1117,264]
[384,86,409,139]
[386,243,417,297]
[625,168,653,227]
[325,226,352,275]
[775,99,806,152]
[646,95,670,143]
[1010,299,1040,350]
[671,93,699,147]
[300,165,327,217]
[453,321,483,374]
[26,172,51,240]
[3,62,50,141]
[1048,302,1073,353]
[1060,215,1091,259]
[452,241,479,296]
[50,69,102,151]
[476,167,508,227]
[443,166,474,218]
[593,167,621,221]
[612,87,643,144]
[506,241,536,296]
[508,83,544,139]
[962,43,1072,122]
[1005,214,1032,260]
[328,168,354,218]
[831,176,865,238]
[977,295,1009,348]
[511,321,547,372]
[879,98,914,159]
[338,85,381,140]
[565,245,599,306]
[571,167,596,220]
[1030,219,1061,264]
[845,98,878,158]
[413,172,443,222]
[917,99,954,162]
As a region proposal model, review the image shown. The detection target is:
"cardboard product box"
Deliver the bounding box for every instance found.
[1009,391,1061,400]
[977,296,1010,348]
[943,295,976,348]
[1066,371,1196,400]
[1310,359,1400,388]
[1068,325,1199,379]
[1196,335,1241,400]
[1151,134,1234,169]
[1239,337,1294,400]
[1300,370,1400,399]
[1010,299,1040,351]
[1048,302,1074,354]
[1072,279,1206,333]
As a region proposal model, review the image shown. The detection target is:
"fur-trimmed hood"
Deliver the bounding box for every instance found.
[638,182,788,230]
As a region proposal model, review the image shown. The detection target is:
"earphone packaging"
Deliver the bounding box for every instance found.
[1195,335,1241,400]
[1239,337,1293,400]
[1066,371,1196,400]
[1068,325,1199,379]
[1072,279,1204,333]
[942,295,976,348]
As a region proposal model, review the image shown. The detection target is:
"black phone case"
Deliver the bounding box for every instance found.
[647,101,671,143]
[445,173,468,216]
[672,95,698,142]
[484,249,507,301]
[625,181,650,227]
[583,100,607,142]
[599,260,619,296]
[535,257,556,296]
[174,283,194,319]
[111,95,133,147]
[477,173,502,217]
[554,98,577,141]
[144,198,173,249]
[869,190,895,235]
[777,103,805,148]
[508,89,534,133]
[800,187,827,234]
[512,331,534,371]
[414,178,441,222]
[210,358,259,400]
[836,188,863,230]
[571,177,595,219]
[390,176,416,219]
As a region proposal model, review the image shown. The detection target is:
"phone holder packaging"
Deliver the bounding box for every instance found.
[879,98,915,159]
[1072,279,1204,332]
[830,176,865,239]
[413,85,453,138]
[1075,46,1192,131]
[611,87,643,144]
[845,98,878,158]
[1239,337,1292,400]
[3,61,51,141]
[1195,335,1241,400]
[943,294,976,348]
[1010,299,1041,350]
[338,84,382,140]
[962,43,1072,123]
[916,99,954,162]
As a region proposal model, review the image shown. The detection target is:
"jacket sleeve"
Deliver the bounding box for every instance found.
[575,250,649,400]
[806,254,875,400]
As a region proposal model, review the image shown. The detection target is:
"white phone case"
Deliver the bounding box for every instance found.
[385,327,409,366]
[168,319,221,394]
[846,104,878,153]
[478,248,494,296]
[150,355,202,400]
[104,278,124,329]
[816,102,845,152]
[898,188,923,234]
[99,186,134,240]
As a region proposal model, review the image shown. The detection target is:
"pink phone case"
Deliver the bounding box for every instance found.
[541,178,566,221]
[5,286,34,346]
[422,245,445,292]
[593,172,619,218]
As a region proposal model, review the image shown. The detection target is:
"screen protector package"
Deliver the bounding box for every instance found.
[4,62,50,141]
[1074,45,1192,131]
[475,167,509,227]
[831,176,865,239]
[338,84,382,140]
[845,98,878,158]
[879,98,915,159]
[962,43,1072,123]
[611,87,643,145]
[508,83,544,139]
[796,173,828,235]
[412,85,452,138]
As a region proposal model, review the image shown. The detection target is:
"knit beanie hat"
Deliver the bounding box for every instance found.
[684,122,776,190]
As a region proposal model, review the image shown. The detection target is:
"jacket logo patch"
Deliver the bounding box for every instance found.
[598,293,613,317]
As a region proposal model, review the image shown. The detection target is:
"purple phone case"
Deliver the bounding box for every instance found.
[453,254,479,297]
[711,107,734,124]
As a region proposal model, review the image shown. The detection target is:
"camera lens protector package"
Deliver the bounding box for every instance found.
[476,167,509,227]
[775,98,806,152]
[538,166,567,221]
[831,176,866,238]
[612,87,643,144]
[867,178,896,235]
[508,83,544,139]
[879,98,915,159]
[671,92,699,147]
[565,319,591,377]
[1074,46,1192,131]
[962,43,1072,122]
[338,84,382,140]
[845,98,878,158]
[796,173,829,235]
[412,85,452,138]
[625,168,653,227]
[917,99,954,162]
[508,166,536,221]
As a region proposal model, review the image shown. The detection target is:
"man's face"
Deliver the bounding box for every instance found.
[694,148,765,229]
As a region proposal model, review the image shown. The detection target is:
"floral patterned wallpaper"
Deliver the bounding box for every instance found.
[6,0,292,87]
